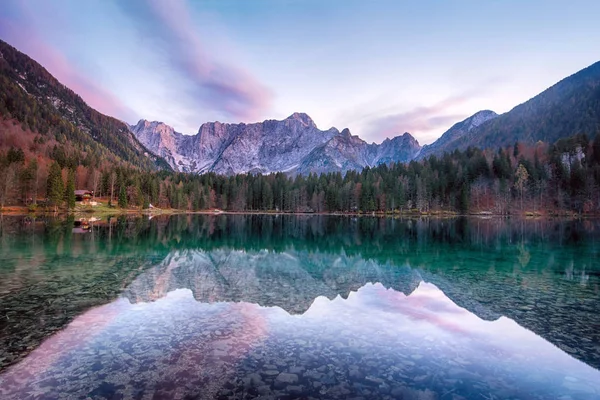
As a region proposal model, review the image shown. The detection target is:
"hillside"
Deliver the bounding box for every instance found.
[427,61,600,155]
[0,39,169,170]
[417,110,498,160]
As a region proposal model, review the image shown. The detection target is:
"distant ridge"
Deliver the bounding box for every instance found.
[425,60,600,156]
[130,114,421,175]
[417,110,498,160]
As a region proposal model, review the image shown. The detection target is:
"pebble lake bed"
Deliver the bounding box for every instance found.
[0,215,599,399]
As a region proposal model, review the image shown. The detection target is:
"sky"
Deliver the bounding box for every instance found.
[1,0,599,145]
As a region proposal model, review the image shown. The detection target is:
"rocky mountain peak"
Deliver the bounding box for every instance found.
[132,119,178,138]
[134,119,170,130]
[465,110,498,130]
[340,127,352,137]
[286,112,316,128]
[416,110,497,160]
[400,132,419,143]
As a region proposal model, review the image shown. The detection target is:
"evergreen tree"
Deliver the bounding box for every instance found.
[7,147,25,164]
[47,162,64,211]
[118,185,128,208]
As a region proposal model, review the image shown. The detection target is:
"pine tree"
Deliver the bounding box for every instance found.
[47,162,64,211]
[118,185,128,208]
[65,169,76,209]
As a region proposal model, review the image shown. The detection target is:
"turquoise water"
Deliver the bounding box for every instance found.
[0,215,599,399]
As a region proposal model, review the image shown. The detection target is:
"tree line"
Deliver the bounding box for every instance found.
[1,132,600,214]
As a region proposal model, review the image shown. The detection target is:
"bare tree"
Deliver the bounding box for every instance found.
[515,164,529,212]
[33,159,40,205]
[109,171,117,205]
[90,169,100,200]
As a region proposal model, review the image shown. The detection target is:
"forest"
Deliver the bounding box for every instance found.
[1,118,600,215]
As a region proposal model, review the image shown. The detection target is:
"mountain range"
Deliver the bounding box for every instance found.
[129,113,421,175]
[131,58,600,175]
[2,37,600,176]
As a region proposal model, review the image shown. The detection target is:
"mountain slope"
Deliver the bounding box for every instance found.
[0,39,168,170]
[426,61,600,156]
[131,114,421,175]
[297,129,420,175]
[417,110,498,160]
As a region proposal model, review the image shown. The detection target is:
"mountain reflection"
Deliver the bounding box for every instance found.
[1,214,599,376]
[124,249,421,314]
[116,215,600,371]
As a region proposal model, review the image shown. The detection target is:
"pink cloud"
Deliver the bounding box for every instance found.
[367,94,471,139]
[119,0,273,122]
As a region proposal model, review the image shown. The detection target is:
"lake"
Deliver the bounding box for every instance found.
[0,215,599,399]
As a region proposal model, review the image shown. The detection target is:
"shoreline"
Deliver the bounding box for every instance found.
[0,208,595,219]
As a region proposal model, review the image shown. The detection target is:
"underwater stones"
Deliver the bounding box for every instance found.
[389,386,437,400]
[274,372,299,387]
[261,369,279,377]
[348,366,363,380]
[242,373,263,389]
[217,388,233,398]
[286,385,304,395]
[304,369,324,381]
[257,385,271,395]
[289,365,305,374]
[328,382,352,397]
[364,375,384,385]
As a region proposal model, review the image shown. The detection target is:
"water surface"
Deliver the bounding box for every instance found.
[0,215,599,399]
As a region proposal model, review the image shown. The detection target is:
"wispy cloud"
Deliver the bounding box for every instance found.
[365,94,472,141]
[116,0,272,122]
[335,83,502,144]
[0,3,136,122]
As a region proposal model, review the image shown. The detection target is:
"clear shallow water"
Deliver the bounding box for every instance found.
[0,215,599,399]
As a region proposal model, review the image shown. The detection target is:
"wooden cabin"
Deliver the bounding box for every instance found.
[74,190,93,202]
